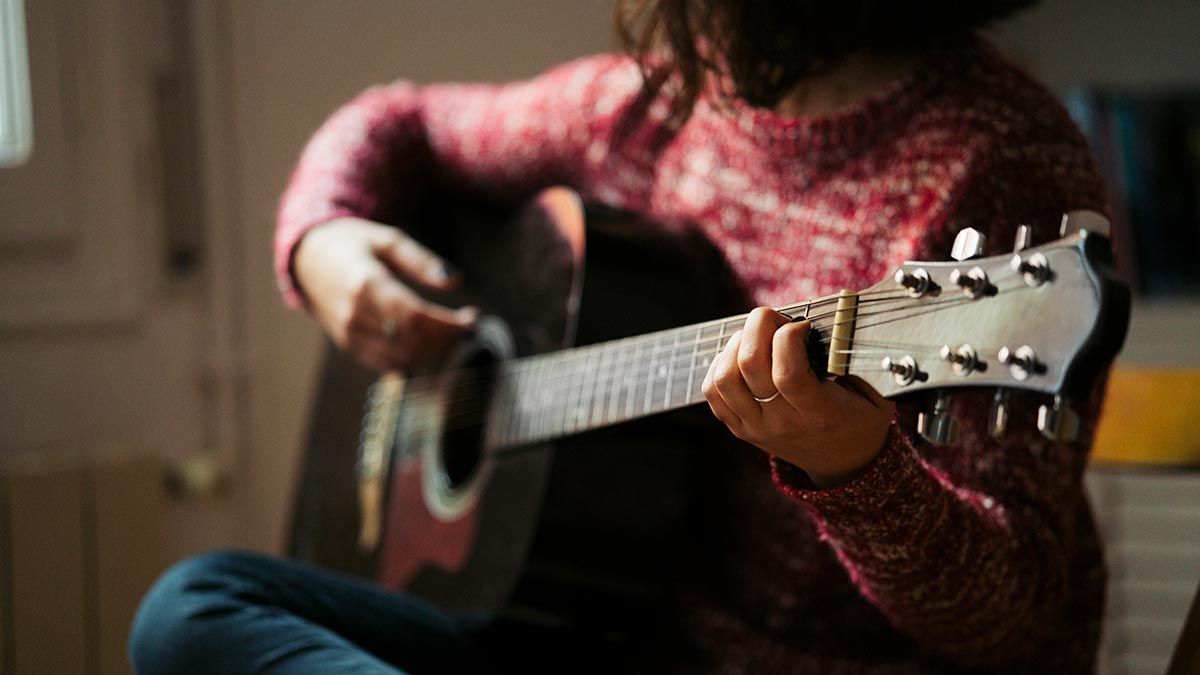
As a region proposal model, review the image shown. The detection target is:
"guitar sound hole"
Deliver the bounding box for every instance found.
[439,348,497,491]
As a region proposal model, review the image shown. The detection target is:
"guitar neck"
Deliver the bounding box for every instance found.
[484,298,828,450]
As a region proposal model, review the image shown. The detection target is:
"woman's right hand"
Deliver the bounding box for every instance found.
[293,217,478,372]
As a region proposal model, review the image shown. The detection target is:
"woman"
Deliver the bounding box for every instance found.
[131,1,1112,672]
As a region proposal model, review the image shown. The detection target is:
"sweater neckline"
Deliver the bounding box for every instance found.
[698,34,985,154]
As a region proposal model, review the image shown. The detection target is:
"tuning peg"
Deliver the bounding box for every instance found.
[918,392,960,446]
[951,227,987,261]
[1013,224,1032,253]
[1010,251,1051,286]
[1037,395,1080,443]
[989,389,1010,439]
[939,343,980,376]
[998,345,1041,381]
[1059,210,1111,239]
[949,266,991,298]
[893,267,933,297]
[881,355,922,385]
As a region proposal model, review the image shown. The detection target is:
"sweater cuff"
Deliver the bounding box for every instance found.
[273,209,359,311]
[770,423,919,521]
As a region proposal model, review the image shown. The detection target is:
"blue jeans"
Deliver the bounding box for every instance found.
[129,550,482,674]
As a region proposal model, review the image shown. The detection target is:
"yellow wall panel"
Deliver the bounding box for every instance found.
[1093,368,1200,467]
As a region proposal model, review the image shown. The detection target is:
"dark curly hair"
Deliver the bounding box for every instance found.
[616,0,1039,117]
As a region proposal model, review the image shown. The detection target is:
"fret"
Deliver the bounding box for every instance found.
[624,338,642,421]
[579,346,595,428]
[590,343,604,422]
[532,356,549,443]
[587,346,603,427]
[663,331,681,408]
[650,339,671,414]
[560,351,578,434]
[573,348,593,432]
[618,343,633,421]
[510,363,526,445]
[686,324,714,404]
[667,329,695,407]
[590,345,609,425]
[547,356,562,441]
[600,343,620,426]
[530,364,544,443]
[616,341,635,422]
[548,355,565,439]
[538,358,555,442]
[605,341,624,424]
[584,346,601,428]
[536,358,553,442]
[571,345,590,429]
[549,353,566,437]
[643,333,662,413]
[642,333,660,415]
[683,327,701,406]
[526,365,540,443]
[524,364,540,444]
[559,355,576,436]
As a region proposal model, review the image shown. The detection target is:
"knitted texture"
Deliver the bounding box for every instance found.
[277,36,1109,673]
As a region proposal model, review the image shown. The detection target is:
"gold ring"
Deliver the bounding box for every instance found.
[753,390,781,404]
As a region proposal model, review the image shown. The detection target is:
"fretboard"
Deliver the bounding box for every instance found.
[483,301,816,450]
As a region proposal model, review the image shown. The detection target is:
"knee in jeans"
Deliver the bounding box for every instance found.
[128,550,262,674]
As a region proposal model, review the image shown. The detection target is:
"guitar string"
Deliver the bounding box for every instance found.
[394,287,974,404]
[391,343,907,444]
[392,285,1012,426]
[397,287,995,412]
[475,350,888,462]
[389,284,1027,439]
[384,288,914,397]
[405,336,996,458]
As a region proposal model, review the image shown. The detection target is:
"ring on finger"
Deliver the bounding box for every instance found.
[753,390,781,404]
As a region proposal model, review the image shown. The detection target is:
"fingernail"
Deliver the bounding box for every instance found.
[456,306,479,324]
[433,261,459,283]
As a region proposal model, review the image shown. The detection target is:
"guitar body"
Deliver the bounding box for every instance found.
[289,188,747,624]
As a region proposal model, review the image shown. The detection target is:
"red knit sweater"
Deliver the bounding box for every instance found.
[277,36,1109,673]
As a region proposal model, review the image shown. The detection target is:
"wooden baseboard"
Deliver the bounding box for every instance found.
[0,453,166,675]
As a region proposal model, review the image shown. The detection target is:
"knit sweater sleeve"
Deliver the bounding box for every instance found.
[771,143,1111,667]
[273,54,642,308]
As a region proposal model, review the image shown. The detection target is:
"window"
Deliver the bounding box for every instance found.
[0,0,32,168]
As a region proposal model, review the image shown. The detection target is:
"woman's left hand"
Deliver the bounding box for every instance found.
[701,307,895,489]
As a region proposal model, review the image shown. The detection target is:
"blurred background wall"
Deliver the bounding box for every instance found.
[0,0,1198,673]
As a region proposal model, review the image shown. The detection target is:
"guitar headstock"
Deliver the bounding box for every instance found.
[844,211,1130,443]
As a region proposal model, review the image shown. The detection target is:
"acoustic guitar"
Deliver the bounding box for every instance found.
[289,186,1129,634]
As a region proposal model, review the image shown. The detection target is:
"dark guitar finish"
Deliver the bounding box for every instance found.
[289,188,749,626]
